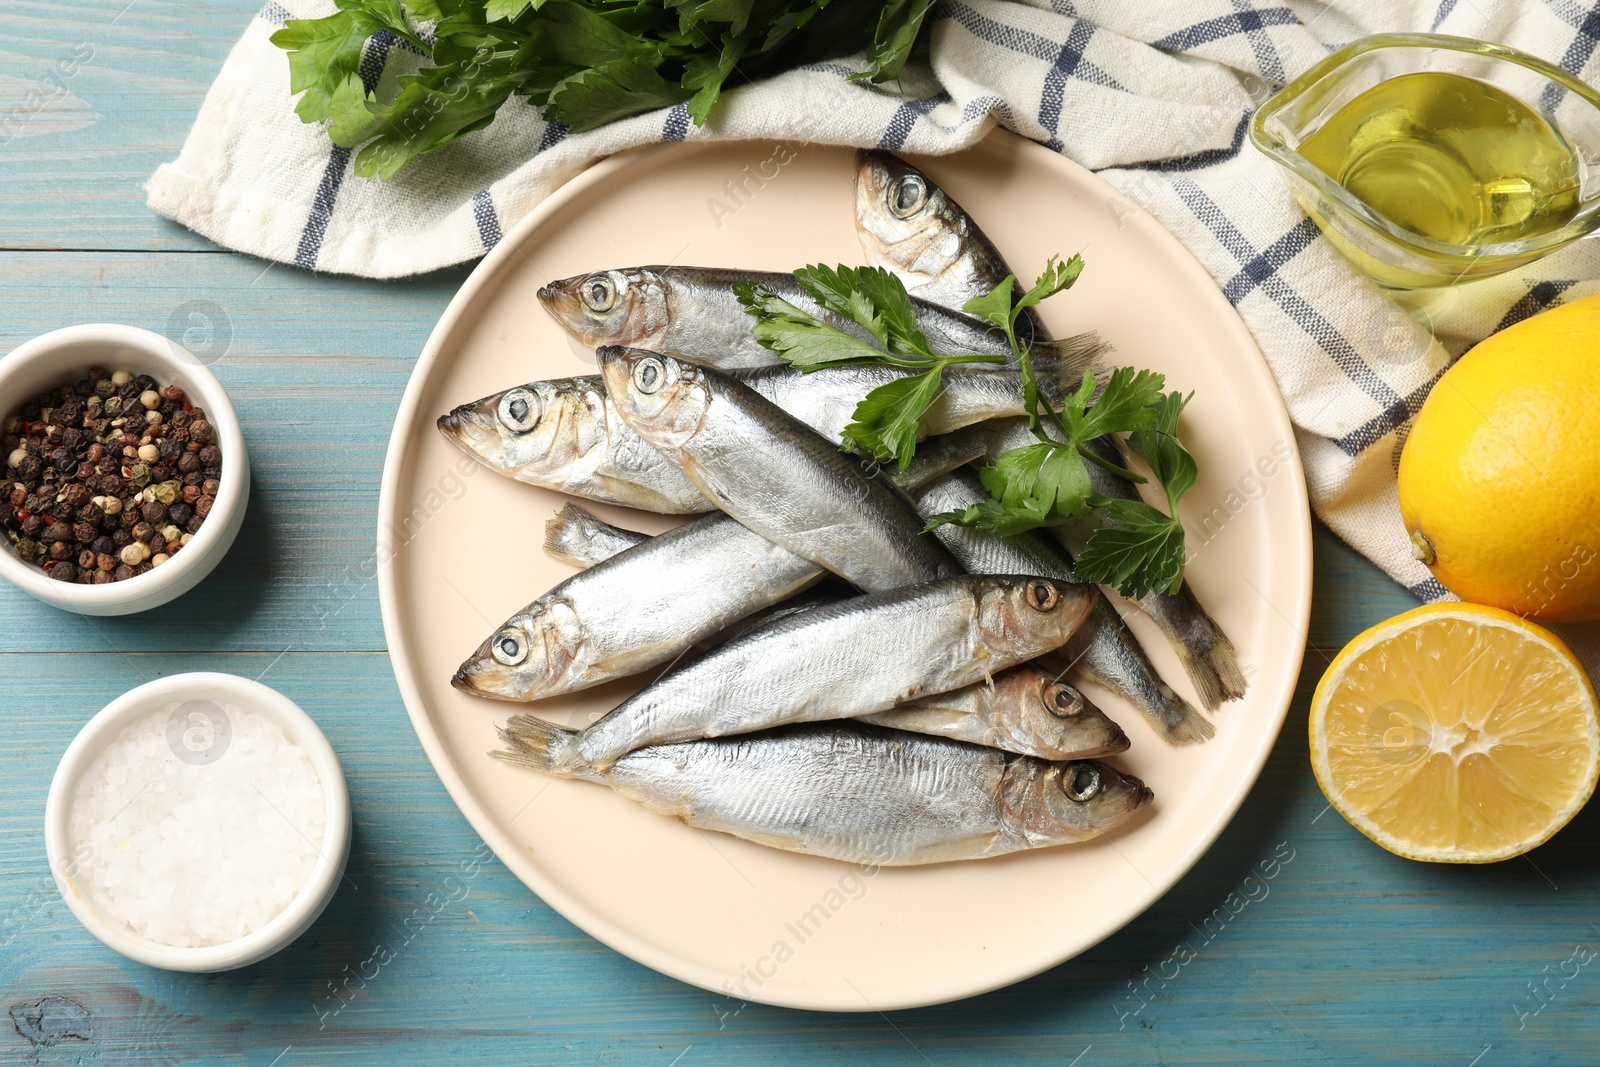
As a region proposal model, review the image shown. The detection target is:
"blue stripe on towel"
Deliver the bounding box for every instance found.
[1333,368,1447,455]
[291,32,396,270]
[1039,21,1103,151]
[1123,114,1249,172]
[1494,280,1576,333]
[538,120,568,153]
[880,91,951,150]
[1540,2,1600,111]
[471,190,502,252]
[293,146,351,271]
[940,2,1125,90]
[1171,178,1404,437]
[1220,217,1320,305]
[1407,576,1453,602]
[1151,7,1298,56]
[662,103,692,142]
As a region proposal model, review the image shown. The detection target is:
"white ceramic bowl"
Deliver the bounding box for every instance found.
[44,673,351,972]
[0,324,250,615]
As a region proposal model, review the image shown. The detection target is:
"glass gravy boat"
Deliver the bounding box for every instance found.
[1251,33,1600,288]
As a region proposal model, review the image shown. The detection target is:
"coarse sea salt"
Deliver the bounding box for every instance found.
[66,703,327,948]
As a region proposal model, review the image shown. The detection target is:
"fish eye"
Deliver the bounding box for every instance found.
[581,274,617,312]
[1025,580,1060,612]
[491,629,527,666]
[496,389,538,433]
[1061,763,1102,803]
[888,174,928,219]
[1042,681,1081,718]
[633,356,666,395]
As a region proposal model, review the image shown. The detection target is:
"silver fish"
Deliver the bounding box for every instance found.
[860,664,1128,761]
[535,510,1124,761]
[528,574,1095,770]
[969,419,1246,711]
[439,361,1025,516]
[914,468,1213,745]
[495,720,1152,866]
[536,264,1033,371]
[854,149,1024,314]
[854,148,1049,344]
[452,512,822,702]
[601,347,962,592]
[457,436,984,703]
[436,377,711,514]
[854,152,1247,711]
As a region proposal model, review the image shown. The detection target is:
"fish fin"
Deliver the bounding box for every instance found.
[543,504,604,568]
[1161,608,1248,711]
[1030,332,1113,405]
[492,715,594,779]
[1151,685,1215,745]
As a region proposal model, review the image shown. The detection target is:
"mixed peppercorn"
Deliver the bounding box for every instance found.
[2,368,223,584]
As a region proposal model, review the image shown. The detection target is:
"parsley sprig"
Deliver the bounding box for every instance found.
[738,255,1200,600]
[272,0,935,180]
[735,265,1006,466]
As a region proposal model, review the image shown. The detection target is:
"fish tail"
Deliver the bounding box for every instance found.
[1030,331,1112,404]
[491,714,594,779]
[1140,583,1248,711]
[1047,614,1216,746]
[1158,602,1248,711]
[1150,683,1215,745]
[543,503,604,568]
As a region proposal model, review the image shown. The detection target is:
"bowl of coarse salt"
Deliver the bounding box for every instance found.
[45,672,350,971]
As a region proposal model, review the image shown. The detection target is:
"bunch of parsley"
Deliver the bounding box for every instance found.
[272,0,933,179]
[737,258,1199,599]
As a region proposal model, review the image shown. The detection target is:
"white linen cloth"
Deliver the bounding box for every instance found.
[148,0,1600,657]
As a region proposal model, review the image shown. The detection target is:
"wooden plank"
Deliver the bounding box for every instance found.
[0,250,470,652]
[0,0,266,252]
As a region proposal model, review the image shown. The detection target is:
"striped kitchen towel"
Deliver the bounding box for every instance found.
[147,0,1600,658]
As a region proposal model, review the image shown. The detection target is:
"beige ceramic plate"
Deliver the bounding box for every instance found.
[377,132,1312,1012]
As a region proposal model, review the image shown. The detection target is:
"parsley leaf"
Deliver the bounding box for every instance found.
[1075,499,1189,598]
[272,10,388,126]
[1068,366,1165,443]
[1127,390,1196,514]
[732,283,889,370]
[840,368,945,469]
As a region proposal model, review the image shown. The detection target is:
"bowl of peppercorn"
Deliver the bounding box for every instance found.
[0,324,249,615]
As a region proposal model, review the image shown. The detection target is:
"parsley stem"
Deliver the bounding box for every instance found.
[1079,446,1147,483]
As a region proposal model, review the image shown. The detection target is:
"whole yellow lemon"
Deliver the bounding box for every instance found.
[1399,294,1600,621]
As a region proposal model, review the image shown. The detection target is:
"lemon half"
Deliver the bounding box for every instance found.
[1310,603,1599,863]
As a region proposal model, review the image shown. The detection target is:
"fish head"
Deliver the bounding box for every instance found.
[975,577,1096,658]
[992,667,1130,760]
[1020,759,1153,843]
[598,347,711,452]
[437,379,607,479]
[853,150,968,287]
[537,268,670,350]
[451,599,585,702]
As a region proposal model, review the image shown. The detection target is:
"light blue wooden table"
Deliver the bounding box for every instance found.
[1,4,1594,1064]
